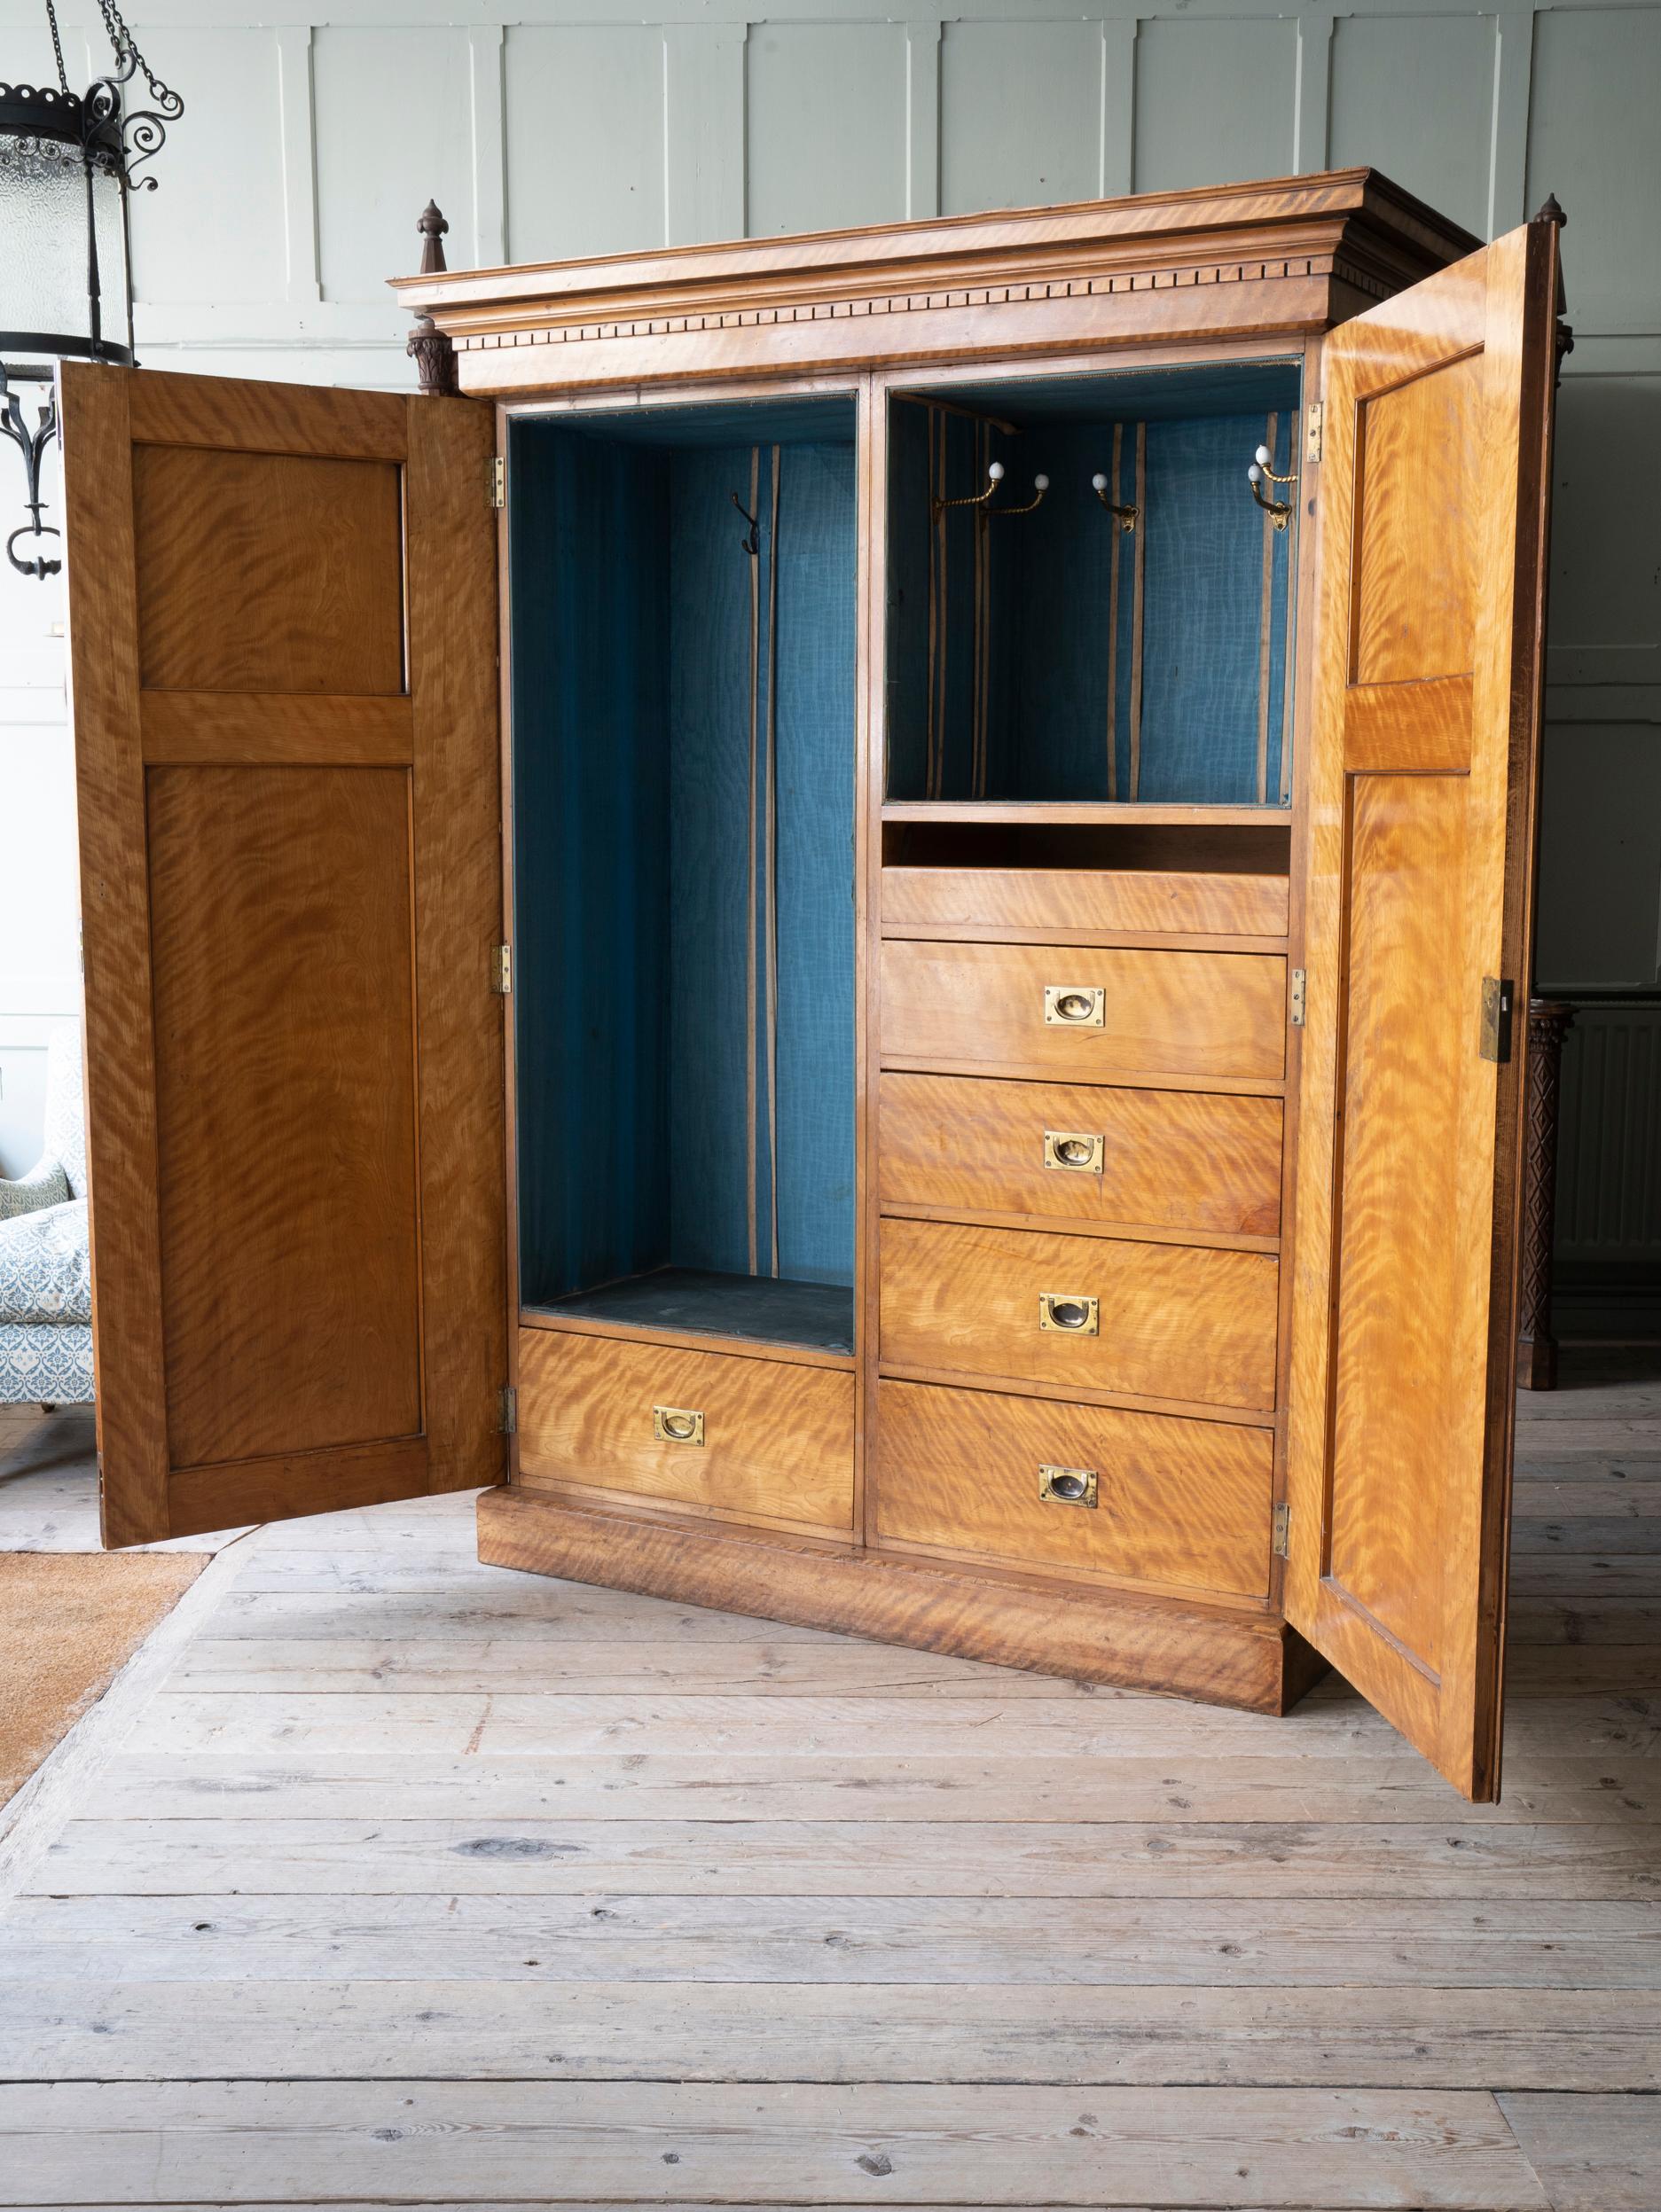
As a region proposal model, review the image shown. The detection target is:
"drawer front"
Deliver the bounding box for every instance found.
[875,1378,1273,1600]
[881,940,1286,1082]
[881,1216,1278,1411]
[879,1072,1282,1236]
[883,865,1289,940]
[517,1329,855,1531]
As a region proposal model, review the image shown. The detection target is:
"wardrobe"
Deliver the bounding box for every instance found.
[59,168,1564,1801]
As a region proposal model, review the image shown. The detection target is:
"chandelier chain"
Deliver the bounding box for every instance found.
[93,0,184,119]
[43,0,69,95]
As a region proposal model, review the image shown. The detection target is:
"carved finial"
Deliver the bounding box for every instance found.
[417,199,450,275]
[1534,192,1567,230]
[407,199,458,397]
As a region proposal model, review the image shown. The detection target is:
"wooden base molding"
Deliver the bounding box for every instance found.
[475,1489,1327,1716]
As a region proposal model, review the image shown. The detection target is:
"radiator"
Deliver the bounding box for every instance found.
[1555,999,1661,1273]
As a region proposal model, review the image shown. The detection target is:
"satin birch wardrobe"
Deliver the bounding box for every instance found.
[60,168,1565,1801]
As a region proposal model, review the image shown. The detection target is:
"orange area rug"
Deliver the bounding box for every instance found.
[0,1552,204,1809]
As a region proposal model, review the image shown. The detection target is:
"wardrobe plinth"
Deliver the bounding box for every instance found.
[477,1487,1322,1716]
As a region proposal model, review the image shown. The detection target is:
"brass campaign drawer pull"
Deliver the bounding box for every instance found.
[1038,1293,1099,1334]
[1044,985,1104,1028]
[1038,1463,1099,1508]
[1044,1129,1104,1173]
[653,1404,705,1446]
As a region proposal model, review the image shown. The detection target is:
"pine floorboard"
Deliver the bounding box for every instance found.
[0,1350,1657,2205]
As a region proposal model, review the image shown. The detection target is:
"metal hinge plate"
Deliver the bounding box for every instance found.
[1272,1502,1290,1559]
[498,1385,517,1435]
[492,943,512,995]
[1305,403,1324,465]
[490,456,505,509]
[1480,975,1514,1064]
[1289,968,1306,1028]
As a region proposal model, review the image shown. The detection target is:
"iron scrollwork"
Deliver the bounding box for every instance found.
[0,366,60,577]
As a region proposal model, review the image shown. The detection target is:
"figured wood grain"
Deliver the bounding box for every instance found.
[874,1379,1273,1601]
[56,365,169,1547]
[1343,673,1474,775]
[879,1217,1279,1412]
[138,691,414,767]
[1352,351,1484,686]
[881,865,1289,939]
[59,365,505,1544]
[1285,220,1561,1801]
[881,940,1287,1083]
[403,395,509,1496]
[131,447,405,696]
[516,1329,854,1531]
[878,1072,1282,1236]
[479,1489,1310,1713]
[124,371,408,460]
[145,766,423,1471]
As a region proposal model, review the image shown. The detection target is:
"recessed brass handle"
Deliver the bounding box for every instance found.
[1039,1464,1098,1508]
[1045,986,1104,1028]
[1044,1129,1104,1173]
[1038,1293,1099,1334]
[653,1404,705,1446]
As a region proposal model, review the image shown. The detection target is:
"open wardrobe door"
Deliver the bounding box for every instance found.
[59,364,506,1546]
[1284,215,1562,1802]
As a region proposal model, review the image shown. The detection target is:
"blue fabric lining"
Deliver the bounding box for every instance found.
[886,393,1297,805]
[511,418,856,1305]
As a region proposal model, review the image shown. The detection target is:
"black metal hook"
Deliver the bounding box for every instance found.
[731,490,760,557]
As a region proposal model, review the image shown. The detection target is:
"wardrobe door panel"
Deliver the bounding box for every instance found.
[61,365,506,1546]
[1285,218,1562,1802]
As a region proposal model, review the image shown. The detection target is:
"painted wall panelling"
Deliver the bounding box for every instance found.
[0,0,1657,1171]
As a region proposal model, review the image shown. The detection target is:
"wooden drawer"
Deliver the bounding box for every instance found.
[879,1072,1282,1236]
[880,1216,1278,1412]
[516,1328,855,1532]
[882,865,1289,939]
[881,940,1286,1082]
[875,1378,1273,1601]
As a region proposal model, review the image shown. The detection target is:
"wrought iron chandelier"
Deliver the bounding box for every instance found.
[0,0,182,576]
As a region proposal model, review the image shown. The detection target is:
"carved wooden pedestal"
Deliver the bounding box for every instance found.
[1517,998,1574,1390]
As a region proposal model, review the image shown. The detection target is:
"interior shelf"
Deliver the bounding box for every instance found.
[531,1268,856,1358]
[881,801,1289,827]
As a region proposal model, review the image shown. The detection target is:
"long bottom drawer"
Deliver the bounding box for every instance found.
[874,1378,1273,1601]
[517,1327,855,1533]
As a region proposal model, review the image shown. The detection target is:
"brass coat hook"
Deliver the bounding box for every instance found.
[991,471,1049,518]
[1090,472,1138,532]
[1247,442,1296,530]
[933,459,1006,521]
[731,489,760,556]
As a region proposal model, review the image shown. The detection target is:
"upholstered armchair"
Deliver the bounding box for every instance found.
[0,1021,93,1406]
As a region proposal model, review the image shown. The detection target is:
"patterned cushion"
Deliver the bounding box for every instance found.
[0,1161,69,1223]
[0,1199,91,1324]
[0,1321,94,1403]
[43,1020,87,1200]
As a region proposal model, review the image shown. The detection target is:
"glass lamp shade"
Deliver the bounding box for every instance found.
[0,80,131,366]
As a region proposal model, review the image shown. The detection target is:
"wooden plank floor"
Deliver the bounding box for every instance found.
[0,1354,1657,2207]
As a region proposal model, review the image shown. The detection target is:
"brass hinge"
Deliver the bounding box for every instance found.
[498,1385,518,1435]
[1305,403,1324,465]
[489,455,505,509]
[1272,1502,1290,1559]
[492,943,512,995]
[1479,975,1514,1064]
[1289,968,1306,1028]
